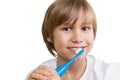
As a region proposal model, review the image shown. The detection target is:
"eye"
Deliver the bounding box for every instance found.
[82,26,90,31]
[63,27,71,31]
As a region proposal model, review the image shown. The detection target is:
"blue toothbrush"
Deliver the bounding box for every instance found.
[55,49,84,77]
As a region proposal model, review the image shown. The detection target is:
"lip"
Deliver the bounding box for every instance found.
[68,46,85,54]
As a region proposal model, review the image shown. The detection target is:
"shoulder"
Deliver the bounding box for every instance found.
[103,63,120,80]
[41,58,57,69]
[87,55,116,71]
[87,55,120,80]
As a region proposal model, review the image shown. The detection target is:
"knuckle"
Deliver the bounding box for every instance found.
[31,73,47,80]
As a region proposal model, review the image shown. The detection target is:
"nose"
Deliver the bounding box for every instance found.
[71,31,84,44]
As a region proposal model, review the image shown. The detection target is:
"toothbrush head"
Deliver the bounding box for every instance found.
[74,48,84,59]
[76,48,83,54]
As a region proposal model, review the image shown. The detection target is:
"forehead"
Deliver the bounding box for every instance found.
[49,0,96,30]
[63,8,95,26]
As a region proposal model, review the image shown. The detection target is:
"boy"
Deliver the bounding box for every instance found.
[28,0,120,80]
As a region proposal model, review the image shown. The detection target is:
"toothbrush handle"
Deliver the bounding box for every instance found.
[55,63,68,77]
[55,49,84,77]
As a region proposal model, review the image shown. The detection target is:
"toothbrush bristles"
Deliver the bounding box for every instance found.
[76,48,82,53]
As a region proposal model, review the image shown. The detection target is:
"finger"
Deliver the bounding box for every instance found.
[38,65,52,72]
[30,72,47,80]
[28,79,36,80]
[34,65,52,76]
[35,69,52,76]
[48,69,61,80]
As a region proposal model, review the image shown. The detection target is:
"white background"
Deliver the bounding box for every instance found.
[0,0,120,80]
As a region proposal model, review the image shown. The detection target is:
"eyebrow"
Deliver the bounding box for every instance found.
[85,23,92,25]
[82,21,92,25]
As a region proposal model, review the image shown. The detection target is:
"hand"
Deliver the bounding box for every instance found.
[28,65,60,80]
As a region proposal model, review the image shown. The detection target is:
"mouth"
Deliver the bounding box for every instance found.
[68,46,85,54]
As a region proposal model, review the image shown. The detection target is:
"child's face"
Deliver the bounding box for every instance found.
[48,13,94,61]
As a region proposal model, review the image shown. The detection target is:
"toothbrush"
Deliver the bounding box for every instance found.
[55,49,84,77]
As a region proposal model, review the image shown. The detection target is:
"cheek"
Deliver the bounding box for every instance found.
[89,37,94,45]
[88,31,94,44]
[54,37,65,47]
[53,32,68,51]
[85,32,94,52]
[88,36,94,52]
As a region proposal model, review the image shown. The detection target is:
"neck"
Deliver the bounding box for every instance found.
[68,58,87,75]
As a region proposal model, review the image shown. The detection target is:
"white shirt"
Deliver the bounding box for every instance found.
[41,55,120,80]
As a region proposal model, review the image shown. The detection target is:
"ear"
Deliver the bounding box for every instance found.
[47,37,51,42]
